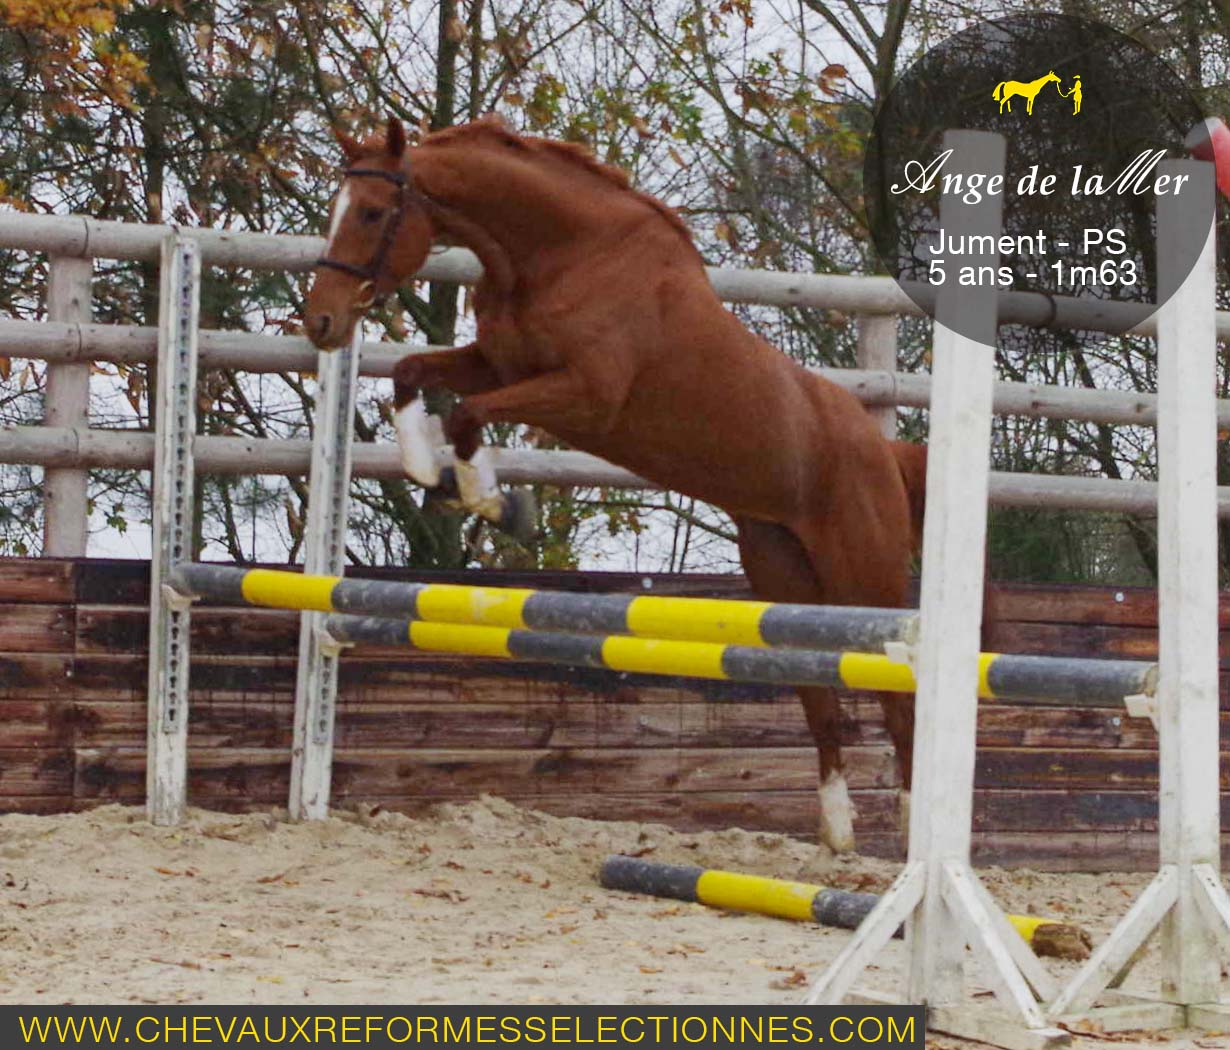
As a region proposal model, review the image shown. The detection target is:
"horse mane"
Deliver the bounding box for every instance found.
[424,118,699,254]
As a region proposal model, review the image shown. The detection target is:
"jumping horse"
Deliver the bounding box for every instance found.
[304,115,926,852]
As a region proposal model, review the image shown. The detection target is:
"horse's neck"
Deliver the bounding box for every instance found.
[427,204,516,299]
[411,143,625,270]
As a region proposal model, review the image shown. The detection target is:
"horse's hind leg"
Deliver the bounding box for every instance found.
[878,691,914,836]
[735,516,857,853]
[785,513,916,849]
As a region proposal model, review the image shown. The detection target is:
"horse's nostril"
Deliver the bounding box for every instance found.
[311,314,333,341]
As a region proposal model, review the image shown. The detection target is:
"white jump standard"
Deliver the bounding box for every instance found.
[1045,160,1230,1031]
[805,130,1067,1049]
[803,142,1230,1045]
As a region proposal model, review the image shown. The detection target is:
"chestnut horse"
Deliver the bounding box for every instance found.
[304,115,924,852]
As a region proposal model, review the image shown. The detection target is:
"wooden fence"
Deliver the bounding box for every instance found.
[1,556,1218,872]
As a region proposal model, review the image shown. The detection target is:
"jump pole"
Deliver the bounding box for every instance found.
[598,856,1092,962]
[169,563,920,653]
[313,611,1155,706]
[168,565,1156,704]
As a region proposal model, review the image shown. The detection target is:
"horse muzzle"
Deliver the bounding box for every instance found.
[305,309,357,350]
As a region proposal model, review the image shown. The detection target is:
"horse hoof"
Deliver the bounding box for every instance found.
[455,448,506,521]
[496,488,539,546]
[432,466,461,505]
[817,771,857,854]
[395,397,445,487]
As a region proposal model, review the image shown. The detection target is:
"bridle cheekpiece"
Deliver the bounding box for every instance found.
[315,166,422,307]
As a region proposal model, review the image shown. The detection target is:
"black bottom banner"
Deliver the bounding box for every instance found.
[6,1005,923,1050]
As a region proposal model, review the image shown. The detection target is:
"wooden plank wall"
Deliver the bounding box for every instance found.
[0,558,1213,872]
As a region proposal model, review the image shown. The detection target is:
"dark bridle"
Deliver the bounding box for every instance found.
[315,166,428,306]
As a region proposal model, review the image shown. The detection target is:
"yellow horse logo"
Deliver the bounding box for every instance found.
[992,71,1061,115]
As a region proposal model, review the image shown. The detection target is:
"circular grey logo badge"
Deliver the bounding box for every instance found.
[864,14,1213,342]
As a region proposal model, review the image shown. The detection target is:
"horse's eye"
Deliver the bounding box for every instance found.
[361,207,383,223]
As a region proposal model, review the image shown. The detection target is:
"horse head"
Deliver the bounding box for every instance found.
[305,116,435,349]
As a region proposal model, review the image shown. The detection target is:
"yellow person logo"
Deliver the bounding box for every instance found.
[1056,74,1082,114]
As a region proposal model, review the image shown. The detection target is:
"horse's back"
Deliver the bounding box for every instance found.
[471,188,913,565]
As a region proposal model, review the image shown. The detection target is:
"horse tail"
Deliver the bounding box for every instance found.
[889,440,927,557]
[992,81,1006,100]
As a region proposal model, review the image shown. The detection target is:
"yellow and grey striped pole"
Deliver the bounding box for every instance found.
[171,563,918,652]
[171,564,1157,704]
[321,612,1156,706]
[599,856,1092,961]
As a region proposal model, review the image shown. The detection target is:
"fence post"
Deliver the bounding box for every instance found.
[288,325,361,820]
[42,256,92,556]
[856,314,898,439]
[146,233,200,826]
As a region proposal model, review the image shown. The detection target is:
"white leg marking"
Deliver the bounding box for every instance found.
[454,446,506,522]
[395,397,444,487]
[817,770,857,853]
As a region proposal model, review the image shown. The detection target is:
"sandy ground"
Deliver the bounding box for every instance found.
[0,796,1226,1047]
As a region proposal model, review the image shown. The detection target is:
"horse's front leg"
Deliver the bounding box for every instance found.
[393,344,543,542]
[391,344,499,487]
[444,368,621,457]
[392,343,500,405]
[439,369,618,539]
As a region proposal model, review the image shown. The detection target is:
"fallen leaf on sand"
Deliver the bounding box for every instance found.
[150,958,202,971]
[412,888,469,903]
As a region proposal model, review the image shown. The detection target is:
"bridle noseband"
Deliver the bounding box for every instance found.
[315,166,425,307]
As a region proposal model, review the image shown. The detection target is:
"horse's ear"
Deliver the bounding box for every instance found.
[387,115,406,158]
[335,128,362,164]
